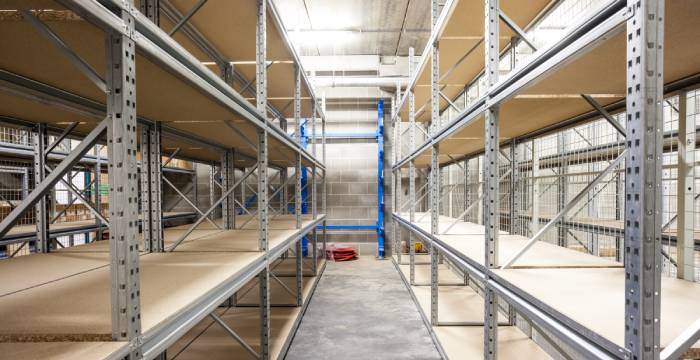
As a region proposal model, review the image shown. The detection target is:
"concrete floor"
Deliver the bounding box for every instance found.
[286,257,442,360]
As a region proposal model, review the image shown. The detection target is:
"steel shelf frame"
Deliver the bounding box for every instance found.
[0,0,328,359]
[390,0,700,359]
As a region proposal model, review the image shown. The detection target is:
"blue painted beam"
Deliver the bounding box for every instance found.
[317,225,377,231]
[308,132,376,139]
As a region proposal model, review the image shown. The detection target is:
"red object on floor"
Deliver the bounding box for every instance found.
[326,246,357,261]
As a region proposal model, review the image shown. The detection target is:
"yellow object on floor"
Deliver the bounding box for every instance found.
[415,242,423,252]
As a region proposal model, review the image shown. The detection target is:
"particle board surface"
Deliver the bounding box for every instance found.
[5,220,101,236]
[398,258,550,359]
[398,263,464,285]
[442,234,620,268]
[493,267,700,350]
[5,212,194,237]
[169,307,300,360]
[172,228,294,253]
[0,216,309,301]
[403,263,507,324]
[0,6,312,167]
[0,228,230,298]
[0,251,109,297]
[434,326,551,359]
[403,212,507,235]
[397,213,621,268]
[168,270,321,360]
[401,0,700,167]
[401,0,552,122]
[0,251,262,339]
[413,285,496,324]
[235,268,318,305]
[268,256,325,277]
[0,341,127,360]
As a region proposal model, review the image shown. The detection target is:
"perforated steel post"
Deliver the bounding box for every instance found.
[209,165,216,220]
[391,86,399,258]
[312,164,317,219]
[280,168,288,214]
[624,0,664,358]
[33,123,49,253]
[296,237,303,306]
[140,125,152,251]
[294,64,302,231]
[557,132,568,248]
[256,0,270,357]
[484,0,500,358]
[321,94,327,259]
[464,158,469,222]
[429,0,440,326]
[138,0,159,25]
[677,90,695,281]
[140,124,164,252]
[312,101,317,158]
[430,144,440,325]
[94,145,102,240]
[106,8,142,355]
[509,141,518,235]
[221,149,235,230]
[430,0,439,136]
[408,46,417,283]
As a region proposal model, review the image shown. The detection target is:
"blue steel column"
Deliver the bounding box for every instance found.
[377,99,385,258]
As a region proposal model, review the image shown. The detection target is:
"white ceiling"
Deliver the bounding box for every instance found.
[273,0,431,57]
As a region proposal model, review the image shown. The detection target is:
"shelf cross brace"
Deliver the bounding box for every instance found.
[168,165,258,251]
[580,94,626,137]
[0,119,107,239]
[501,150,626,269]
[168,0,208,36]
[209,313,261,360]
[47,165,110,225]
[44,122,79,157]
[162,176,221,229]
[439,91,462,113]
[50,177,97,224]
[498,11,537,52]
[21,10,107,93]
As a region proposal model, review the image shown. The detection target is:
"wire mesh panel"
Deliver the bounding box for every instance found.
[0,127,111,258]
[434,93,700,282]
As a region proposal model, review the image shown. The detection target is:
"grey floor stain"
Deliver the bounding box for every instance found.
[286,258,442,360]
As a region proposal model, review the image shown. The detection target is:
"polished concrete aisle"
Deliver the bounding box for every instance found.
[286,257,442,360]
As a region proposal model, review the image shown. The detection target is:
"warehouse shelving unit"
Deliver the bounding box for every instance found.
[391,0,700,359]
[0,0,327,359]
